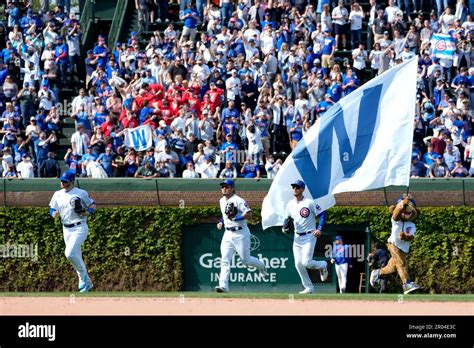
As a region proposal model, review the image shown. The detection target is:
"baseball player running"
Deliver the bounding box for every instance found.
[283,180,329,294]
[215,179,268,293]
[49,171,96,292]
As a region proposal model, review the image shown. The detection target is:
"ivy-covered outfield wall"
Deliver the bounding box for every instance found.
[0,207,472,293]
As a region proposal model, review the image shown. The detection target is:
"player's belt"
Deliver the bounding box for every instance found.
[226,226,243,231]
[296,231,312,236]
[63,221,82,228]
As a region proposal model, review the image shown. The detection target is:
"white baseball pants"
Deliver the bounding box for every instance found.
[219,229,265,290]
[335,263,348,293]
[293,234,327,292]
[63,224,89,284]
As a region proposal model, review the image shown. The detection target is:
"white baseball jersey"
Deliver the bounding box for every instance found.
[219,194,251,229]
[49,187,94,225]
[387,218,416,253]
[286,197,323,233]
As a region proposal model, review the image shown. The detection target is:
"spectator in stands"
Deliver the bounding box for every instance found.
[96,146,114,177]
[3,75,18,101]
[429,153,450,177]
[39,151,61,178]
[332,0,348,50]
[17,82,36,129]
[450,159,469,177]
[180,3,199,42]
[199,154,219,178]
[240,156,260,180]
[265,154,282,179]
[182,161,200,178]
[321,29,336,69]
[423,144,436,167]
[16,153,34,178]
[219,160,238,179]
[156,144,179,177]
[112,146,127,177]
[135,159,159,178]
[443,144,461,170]
[124,148,140,177]
[349,2,364,50]
[70,124,90,158]
[410,155,427,177]
[136,0,150,35]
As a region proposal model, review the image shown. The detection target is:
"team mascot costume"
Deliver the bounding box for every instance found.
[370,194,421,294]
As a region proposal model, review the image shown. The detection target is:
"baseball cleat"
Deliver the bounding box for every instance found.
[370,269,381,287]
[259,266,269,278]
[79,277,93,293]
[403,282,420,294]
[320,267,329,282]
[299,288,314,294]
[214,286,229,293]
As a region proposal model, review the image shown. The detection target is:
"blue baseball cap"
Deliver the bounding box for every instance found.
[220,179,235,187]
[131,31,137,36]
[335,235,343,241]
[291,180,305,189]
[396,195,416,206]
[59,171,75,182]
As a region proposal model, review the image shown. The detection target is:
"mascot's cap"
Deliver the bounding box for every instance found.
[291,180,305,189]
[220,179,235,187]
[59,171,76,182]
[396,195,416,206]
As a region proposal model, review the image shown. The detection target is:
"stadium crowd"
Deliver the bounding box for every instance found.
[0,0,472,179]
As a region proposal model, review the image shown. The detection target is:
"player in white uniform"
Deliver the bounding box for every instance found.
[215,179,268,292]
[284,180,329,294]
[49,171,96,292]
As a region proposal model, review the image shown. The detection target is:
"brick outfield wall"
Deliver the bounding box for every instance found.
[2,190,473,207]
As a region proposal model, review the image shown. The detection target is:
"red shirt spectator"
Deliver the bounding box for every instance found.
[100,117,115,138]
[205,83,224,112]
[148,83,165,101]
[158,99,175,125]
[431,135,447,156]
[121,110,139,129]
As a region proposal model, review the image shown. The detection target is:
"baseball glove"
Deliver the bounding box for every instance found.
[225,202,238,220]
[72,197,85,215]
[282,217,295,234]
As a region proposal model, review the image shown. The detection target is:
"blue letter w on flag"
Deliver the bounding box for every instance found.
[293,84,383,199]
[131,128,148,149]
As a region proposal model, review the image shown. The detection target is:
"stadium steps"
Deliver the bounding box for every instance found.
[117,1,140,45]
[57,88,78,174]
[122,2,182,48]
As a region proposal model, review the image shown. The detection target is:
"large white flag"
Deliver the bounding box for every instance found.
[261,58,417,230]
[124,125,154,151]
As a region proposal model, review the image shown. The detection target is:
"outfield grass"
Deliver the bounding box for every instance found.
[0,292,472,302]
